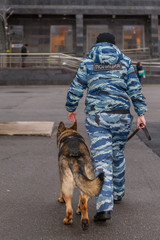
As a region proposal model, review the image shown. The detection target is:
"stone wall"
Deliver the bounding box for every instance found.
[0,68,75,85]
[0,68,159,85]
[5,0,160,57]
[6,0,160,15]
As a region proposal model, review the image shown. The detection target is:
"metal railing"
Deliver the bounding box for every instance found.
[122,47,151,60]
[0,53,81,69]
[132,60,160,76]
[1,49,160,77]
[0,47,151,69]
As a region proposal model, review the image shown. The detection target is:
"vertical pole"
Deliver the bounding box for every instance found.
[76,14,84,57]
[151,15,159,58]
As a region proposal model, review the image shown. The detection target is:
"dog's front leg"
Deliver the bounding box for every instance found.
[79,193,90,230]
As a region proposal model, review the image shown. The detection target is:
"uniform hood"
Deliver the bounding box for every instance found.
[88,42,122,65]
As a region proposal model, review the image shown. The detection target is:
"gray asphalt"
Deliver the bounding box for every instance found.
[0,85,160,240]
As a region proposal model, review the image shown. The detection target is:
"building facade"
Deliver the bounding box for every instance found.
[0,14,6,52]
[3,0,160,57]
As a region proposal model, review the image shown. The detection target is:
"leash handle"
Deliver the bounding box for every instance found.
[138,122,145,129]
[142,126,152,140]
[128,123,151,141]
[138,123,151,140]
[127,128,139,141]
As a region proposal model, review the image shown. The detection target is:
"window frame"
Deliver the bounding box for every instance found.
[123,25,145,50]
[50,25,74,53]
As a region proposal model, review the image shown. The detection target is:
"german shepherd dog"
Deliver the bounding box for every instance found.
[57,121,104,230]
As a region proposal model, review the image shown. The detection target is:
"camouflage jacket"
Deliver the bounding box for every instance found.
[65,42,147,116]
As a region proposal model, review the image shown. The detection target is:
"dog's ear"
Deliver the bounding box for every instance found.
[70,121,77,131]
[58,121,66,133]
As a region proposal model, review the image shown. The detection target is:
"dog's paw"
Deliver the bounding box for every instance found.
[81,219,89,231]
[63,217,73,225]
[58,197,65,203]
[76,207,81,215]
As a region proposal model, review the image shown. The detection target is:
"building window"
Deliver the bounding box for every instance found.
[50,25,73,53]
[123,25,144,50]
[86,25,108,52]
[9,25,23,43]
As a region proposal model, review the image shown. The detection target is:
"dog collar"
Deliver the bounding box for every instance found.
[58,131,84,149]
[58,130,78,148]
[62,135,84,145]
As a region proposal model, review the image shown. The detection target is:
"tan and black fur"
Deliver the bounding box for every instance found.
[57,121,104,230]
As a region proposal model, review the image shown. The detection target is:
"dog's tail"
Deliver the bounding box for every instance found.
[73,171,104,196]
[69,163,104,196]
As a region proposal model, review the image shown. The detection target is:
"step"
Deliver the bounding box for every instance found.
[0,121,54,137]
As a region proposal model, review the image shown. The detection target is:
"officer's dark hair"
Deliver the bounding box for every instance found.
[96,32,116,45]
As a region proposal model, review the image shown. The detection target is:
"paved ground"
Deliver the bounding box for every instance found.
[0,85,160,240]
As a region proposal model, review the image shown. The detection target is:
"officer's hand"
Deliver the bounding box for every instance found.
[68,111,77,122]
[137,115,146,129]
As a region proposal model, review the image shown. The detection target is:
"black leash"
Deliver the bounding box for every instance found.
[127,124,151,141]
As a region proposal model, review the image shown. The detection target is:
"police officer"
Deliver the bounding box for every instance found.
[65,33,147,221]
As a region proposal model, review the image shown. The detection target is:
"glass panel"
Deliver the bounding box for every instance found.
[123,25,144,49]
[86,25,108,52]
[51,25,73,53]
[10,25,23,43]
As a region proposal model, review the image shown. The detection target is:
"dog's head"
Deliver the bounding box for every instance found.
[57,121,77,146]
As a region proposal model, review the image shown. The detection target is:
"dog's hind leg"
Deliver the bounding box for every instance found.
[58,192,65,203]
[58,181,65,203]
[63,196,73,224]
[76,194,82,215]
[79,193,90,230]
[62,173,74,225]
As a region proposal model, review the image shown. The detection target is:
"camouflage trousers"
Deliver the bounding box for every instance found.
[85,112,133,213]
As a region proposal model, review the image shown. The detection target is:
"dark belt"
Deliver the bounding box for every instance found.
[102,110,130,114]
[95,109,130,125]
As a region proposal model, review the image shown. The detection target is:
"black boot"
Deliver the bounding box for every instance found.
[94,211,111,222]
[114,196,122,204]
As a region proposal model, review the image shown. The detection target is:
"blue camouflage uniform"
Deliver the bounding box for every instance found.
[65,42,147,213]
